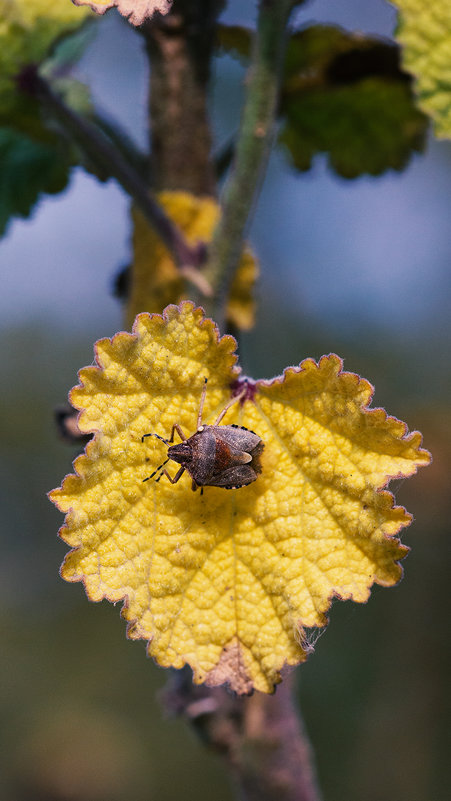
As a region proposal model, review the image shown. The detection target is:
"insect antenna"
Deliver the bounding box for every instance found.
[143,458,170,483]
[142,433,171,483]
[197,377,208,428]
[141,432,169,445]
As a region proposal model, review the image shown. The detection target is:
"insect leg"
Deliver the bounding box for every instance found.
[214,386,247,425]
[168,423,187,442]
[157,466,185,485]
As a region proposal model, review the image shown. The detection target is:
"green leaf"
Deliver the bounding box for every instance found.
[216,24,252,63]
[41,19,96,76]
[281,78,427,178]
[0,4,97,200]
[393,0,451,138]
[0,127,70,236]
[279,26,428,178]
[50,77,93,117]
[0,1,93,140]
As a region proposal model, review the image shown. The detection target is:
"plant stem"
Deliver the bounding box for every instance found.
[214,132,237,178]
[90,109,149,175]
[206,0,297,326]
[18,66,205,276]
[163,670,322,801]
[143,0,223,195]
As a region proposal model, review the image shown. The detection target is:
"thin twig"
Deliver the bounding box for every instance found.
[206,0,299,325]
[90,108,149,175]
[17,66,208,283]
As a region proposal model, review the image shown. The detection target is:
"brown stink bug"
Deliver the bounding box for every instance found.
[142,379,264,492]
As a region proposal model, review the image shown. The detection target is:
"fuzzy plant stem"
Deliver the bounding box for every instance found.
[163,670,322,801]
[17,66,205,278]
[143,0,223,195]
[206,0,298,325]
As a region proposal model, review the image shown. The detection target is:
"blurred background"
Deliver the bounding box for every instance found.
[1,1,449,799]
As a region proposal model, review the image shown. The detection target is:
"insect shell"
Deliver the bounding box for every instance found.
[142,379,264,492]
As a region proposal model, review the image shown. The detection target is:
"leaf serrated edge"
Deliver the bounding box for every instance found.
[49,300,242,531]
[256,352,431,477]
[69,302,240,422]
[256,353,371,395]
[254,352,431,601]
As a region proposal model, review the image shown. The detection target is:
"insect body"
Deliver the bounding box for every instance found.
[142,380,264,491]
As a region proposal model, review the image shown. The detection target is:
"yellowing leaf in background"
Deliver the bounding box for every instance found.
[0,0,92,135]
[129,191,258,331]
[394,0,451,138]
[71,0,172,26]
[50,303,430,694]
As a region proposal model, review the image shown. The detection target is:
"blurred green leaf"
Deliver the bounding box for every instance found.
[0,1,92,121]
[0,127,70,236]
[281,78,427,178]
[216,24,252,63]
[217,24,428,179]
[279,26,428,178]
[50,76,93,116]
[41,20,97,76]
[0,1,94,147]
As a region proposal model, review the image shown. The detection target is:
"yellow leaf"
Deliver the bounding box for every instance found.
[0,0,92,134]
[71,0,172,26]
[394,0,451,138]
[128,191,258,331]
[49,303,430,694]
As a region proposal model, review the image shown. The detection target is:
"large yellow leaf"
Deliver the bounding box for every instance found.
[129,192,258,331]
[71,0,172,26]
[394,0,451,137]
[50,303,430,694]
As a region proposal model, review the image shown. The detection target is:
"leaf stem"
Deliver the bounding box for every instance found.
[89,108,149,175]
[17,66,206,279]
[163,670,323,801]
[206,0,298,325]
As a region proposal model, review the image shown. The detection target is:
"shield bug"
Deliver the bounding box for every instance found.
[142,379,264,492]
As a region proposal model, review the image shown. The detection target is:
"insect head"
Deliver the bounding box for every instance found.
[142,379,264,492]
